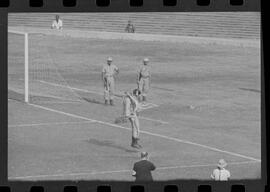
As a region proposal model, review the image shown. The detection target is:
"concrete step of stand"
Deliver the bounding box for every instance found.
[8,12,260,39]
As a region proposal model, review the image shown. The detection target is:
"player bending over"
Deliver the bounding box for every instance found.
[123,89,142,149]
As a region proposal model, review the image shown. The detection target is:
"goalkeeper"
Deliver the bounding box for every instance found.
[123,89,142,149]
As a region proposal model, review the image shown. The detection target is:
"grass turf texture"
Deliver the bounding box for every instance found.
[8,33,261,180]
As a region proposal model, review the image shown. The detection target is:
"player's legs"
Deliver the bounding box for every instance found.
[109,78,115,105]
[134,115,140,138]
[130,116,141,148]
[142,78,149,102]
[129,118,135,146]
[104,78,109,104]
[138,80,144,102]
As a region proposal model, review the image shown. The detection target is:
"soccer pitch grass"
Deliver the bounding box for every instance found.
[8,34,261,180]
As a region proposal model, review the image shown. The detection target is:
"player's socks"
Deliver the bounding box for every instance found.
[131,137,135,147]
[135,138,142,148]
[105,100,109,105]
[131,138,142,149]
[142,96,146,102]
[131,137,140,148]
[110,100,114,106]
[131,143,140,149]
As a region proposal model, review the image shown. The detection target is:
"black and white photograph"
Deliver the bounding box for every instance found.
[8,12,261,181]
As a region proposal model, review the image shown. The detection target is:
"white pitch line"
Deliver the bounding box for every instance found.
[29,104,97,123]
[29,104,261,162]
[9,120,94,128]
[139,117,169,124]
[38,80,103,96]
[36,100,80,104]
[37,80,159,107]
[140,103,159,110]
[156,160,259,170]
[9,160,259,180]
[35,80,163,123]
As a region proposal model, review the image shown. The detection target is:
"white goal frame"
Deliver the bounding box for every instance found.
[8,30,29,103]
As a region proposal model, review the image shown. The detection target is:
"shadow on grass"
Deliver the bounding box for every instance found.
[239,87,260,93]
[8,89,24,102]
[85,138,139,153]
[82,97,105,105]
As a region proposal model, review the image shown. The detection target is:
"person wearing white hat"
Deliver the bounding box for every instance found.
[210,159,231,181]
[137,58,151,102]
[102,57,119,105]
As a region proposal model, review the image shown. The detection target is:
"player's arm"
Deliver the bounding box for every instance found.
[210,169,217,180]
[132,164,137,177]
[137,73,141,83]
[101,68,107,87]
[114,66,119,75]
[101,67,106,80]
[149,69,151,86]
[227,170,231,180]
[151,162,156,171]
[128,94,139,112]
[127,93,136,104]
[101,71,104,81]
[59,20,63,29]
[125,25,129,32]
[51,21,55,29]
[135,101,142,114]
[137,67,141,84]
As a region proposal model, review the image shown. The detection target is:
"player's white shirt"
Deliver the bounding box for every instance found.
[138,65,150,78]
[123,95,141,117]
[102,64,118,78]
[211,168,231,181]
[51,19,63,29]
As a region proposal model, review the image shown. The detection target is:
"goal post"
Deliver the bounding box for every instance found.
[24,33,29,103]
[8,30,29,103]
[8,30,83,104]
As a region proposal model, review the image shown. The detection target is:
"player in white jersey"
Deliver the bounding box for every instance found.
[211,159,231,181]
[51,15,63,30]
[123,89,142,149]
[102,57,119,105]
[137,58,151,102]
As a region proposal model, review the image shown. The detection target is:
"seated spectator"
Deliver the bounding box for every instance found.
[132,152,156,182]
[125,20,135,33]
[210,159,231,181]
[51,15,63,30]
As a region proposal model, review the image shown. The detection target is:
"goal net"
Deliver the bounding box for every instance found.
[8,31,83,104]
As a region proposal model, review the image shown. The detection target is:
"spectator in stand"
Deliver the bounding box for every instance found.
[51,15,63,30]
[132,152,156,182]
[125,20,135,33]
[210,159,231,181]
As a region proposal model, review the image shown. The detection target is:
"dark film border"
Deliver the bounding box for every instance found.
[0,0,266,192]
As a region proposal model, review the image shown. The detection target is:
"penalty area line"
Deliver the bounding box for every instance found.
[37,80,160,107]
[9,160,259,180]
[28,103,97,123]
[9,120,94,128]
[29,103,261,163]
[139,116,169,124]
